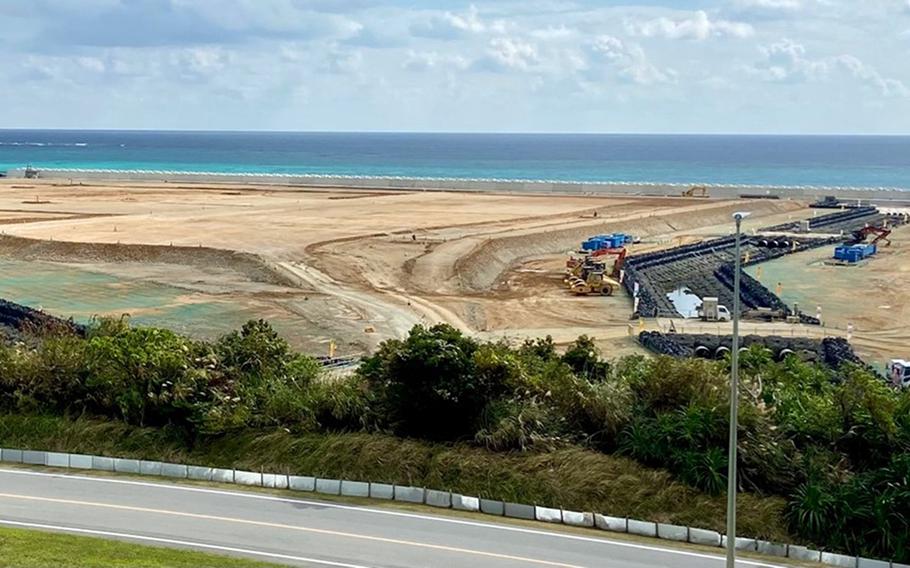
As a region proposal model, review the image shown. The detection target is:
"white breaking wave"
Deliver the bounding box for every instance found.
[0,142,90,147]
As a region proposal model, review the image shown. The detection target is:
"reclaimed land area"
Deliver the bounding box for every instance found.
[5,177,903,361]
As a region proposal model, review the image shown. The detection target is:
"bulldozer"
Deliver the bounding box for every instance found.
[567,270,621,296]
[681,185,708,198]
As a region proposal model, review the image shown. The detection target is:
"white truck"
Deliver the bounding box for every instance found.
[697,297,731,322]
[888,360,910,389]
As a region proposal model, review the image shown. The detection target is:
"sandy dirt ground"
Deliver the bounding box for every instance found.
[0,179,904,362]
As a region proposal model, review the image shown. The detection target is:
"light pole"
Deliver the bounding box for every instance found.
[726,211,749,568]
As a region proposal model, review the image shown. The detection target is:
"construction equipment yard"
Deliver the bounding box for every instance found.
[0,178,907,365]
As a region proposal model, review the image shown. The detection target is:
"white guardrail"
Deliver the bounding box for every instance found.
[0,447,904,568]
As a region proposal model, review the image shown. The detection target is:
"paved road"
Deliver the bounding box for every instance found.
[0,468,783,568]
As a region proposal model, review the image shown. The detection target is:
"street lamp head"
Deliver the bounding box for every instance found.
[733,211,752,221]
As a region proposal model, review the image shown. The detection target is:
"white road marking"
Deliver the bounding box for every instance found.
[0,468,785,567]
[0,518,371,568]
[0,493,584,568]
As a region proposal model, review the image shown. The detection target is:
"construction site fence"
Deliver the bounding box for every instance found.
[1,447,905,568]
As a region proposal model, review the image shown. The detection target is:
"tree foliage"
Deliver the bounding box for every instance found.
[1,321,908,561]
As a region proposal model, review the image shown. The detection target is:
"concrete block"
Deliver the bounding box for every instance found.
[139,460,163,476]
[821,552,857,567]
[891,563,910,568]
[425,490,452,509]
[535,506,562,524]
[1,449,24,463]
[22,450,46,465]
[340,481,370,498]
[91,456,115,472]
[562,510,594,527]
[369,483,394,500]
[688,528,721,547]
[721,536,757,551]
[69,454,93,469]
[234,470,263,486]
[211,468,234,484]
[161,463,188,479]
[857,558,890,568]
[788,546,822,563]
[595,514,627,533]
[113,458,140,474]
[315,478,342,496]
[627,519,657,538]
[756,540,788,558]
[262,473,288,490]
[452,494,480,512]
[657,523,688,542]
[46,452,70,468]
[393,485,425,504]
[504,502,535,520]
[480,499,504,516]
[289,475,316,492]
[187,466,214,481]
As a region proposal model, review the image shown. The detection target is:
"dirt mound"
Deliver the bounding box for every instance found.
[451,200,803,293]
[0,235,295,287]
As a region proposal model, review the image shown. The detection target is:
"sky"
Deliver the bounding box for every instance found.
[1,0,909,133]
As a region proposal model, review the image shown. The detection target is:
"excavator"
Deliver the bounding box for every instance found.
[846,225,892,247]
[681,185,709,198]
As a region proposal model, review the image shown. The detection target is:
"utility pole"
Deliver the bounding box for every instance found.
[726,211,749,568]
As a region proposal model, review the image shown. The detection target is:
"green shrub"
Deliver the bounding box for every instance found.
[359,324,507,440]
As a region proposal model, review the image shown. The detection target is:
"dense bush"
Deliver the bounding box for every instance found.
[1,320,908,561]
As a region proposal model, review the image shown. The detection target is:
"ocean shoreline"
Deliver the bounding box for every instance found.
[9,167,910,204]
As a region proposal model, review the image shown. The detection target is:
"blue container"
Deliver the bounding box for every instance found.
[582,233,633,251]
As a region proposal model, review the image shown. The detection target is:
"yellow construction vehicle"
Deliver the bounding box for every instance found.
[681,185,708,198]
[564,247,627,282]
[567,271,621,296]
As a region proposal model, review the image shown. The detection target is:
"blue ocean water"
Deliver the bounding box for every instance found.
[1,130,909,189]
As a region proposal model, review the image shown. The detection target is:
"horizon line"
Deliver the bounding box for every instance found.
[1,128,910,137]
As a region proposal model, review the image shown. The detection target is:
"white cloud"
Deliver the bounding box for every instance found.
[734,0,803,11]
[3,0,910,133]
[753,39,909,97]
[627,10,754,40]
[177,48,230,75]
[410,4,507,40]
[477,37,539,71]
[76,56,106,73]
[530,26,576,41]
[403,51,469,72]
[320,48,363,75]
[589,35,675,85]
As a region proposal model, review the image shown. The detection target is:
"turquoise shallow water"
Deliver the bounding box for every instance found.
[2,130,910,189]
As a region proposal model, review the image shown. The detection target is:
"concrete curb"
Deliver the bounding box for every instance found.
[393,485,424,504]
[1,447,900,568]
[369,482,393,500]
[315,478,342,496]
